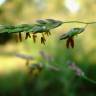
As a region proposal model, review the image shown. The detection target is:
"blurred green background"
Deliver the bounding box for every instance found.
[0,0,96,96]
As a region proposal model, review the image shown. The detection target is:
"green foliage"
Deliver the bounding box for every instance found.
[59,27,85,48]
[60,27,85,40]
[0,1,96,96]
[1,19,95,46]
[0,19,96,96]
[0,19,63,34]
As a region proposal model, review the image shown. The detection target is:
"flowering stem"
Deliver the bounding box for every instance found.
[62,21,96,25]
[82,75,96,84]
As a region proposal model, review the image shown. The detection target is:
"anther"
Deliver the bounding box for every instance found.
[25,32,31,39]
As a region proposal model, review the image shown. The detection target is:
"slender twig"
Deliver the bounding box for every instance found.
[82,75,96,84]
[63,21,96,25]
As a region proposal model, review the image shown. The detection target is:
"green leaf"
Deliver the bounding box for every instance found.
[46,19,63,29]
[0,19,63,34]
[36,20,47,25]
[0,25,15,33]
[27,24,49,33]
[68,28,85,36]
[60,27,85,40]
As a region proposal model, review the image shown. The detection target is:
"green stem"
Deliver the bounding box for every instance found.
[63,21,96,25]
[82,75,96,84]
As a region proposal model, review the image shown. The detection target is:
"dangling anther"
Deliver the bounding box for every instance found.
[66,37,74,48]
[32,34,37,43]
[48,31,51,35]
[41,36,46,45]
[70,37,74,48]
[19,32,22,42]
[45,31,51,36]
[25,32,31,39]
[42,33,46,41]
